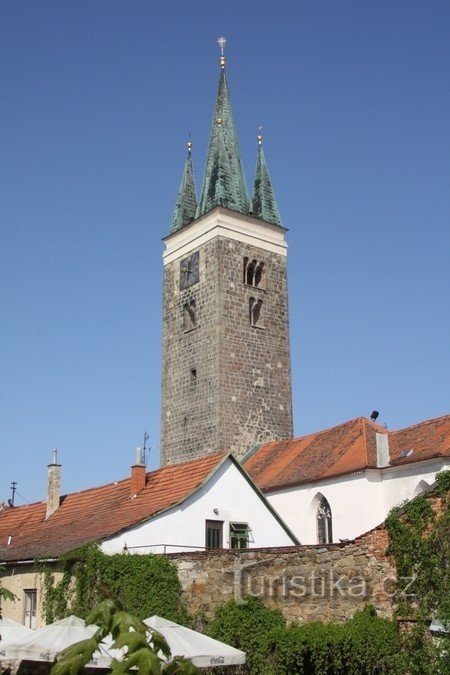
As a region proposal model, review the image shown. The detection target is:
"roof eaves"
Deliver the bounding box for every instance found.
[261,468,367,493]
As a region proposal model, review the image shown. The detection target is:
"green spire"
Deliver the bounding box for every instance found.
[252,134,282,227]
[170,141,198,234]
[196,51,250,218]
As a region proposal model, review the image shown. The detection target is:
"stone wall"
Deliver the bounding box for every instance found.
[170,527,395,623]
[161,232,293,465]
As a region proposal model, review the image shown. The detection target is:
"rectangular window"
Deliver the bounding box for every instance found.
[205,520,223,549]
[190,368,197,384]
[23,589,37,628]
[230,522,249,549]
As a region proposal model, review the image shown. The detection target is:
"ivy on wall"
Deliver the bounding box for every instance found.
[43,544,189,626]
[386,469,450,621]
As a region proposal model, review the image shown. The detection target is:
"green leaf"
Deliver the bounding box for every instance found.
[55,636,98,665]
[111,647,162,674]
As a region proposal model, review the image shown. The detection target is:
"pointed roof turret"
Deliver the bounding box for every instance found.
[170,141,198,234]
[252,133,282,227]
[196,38,250,218]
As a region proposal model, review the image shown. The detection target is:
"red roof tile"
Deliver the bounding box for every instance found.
[0,452,226,563]
[245,414,450,491]
[389,415,450,465]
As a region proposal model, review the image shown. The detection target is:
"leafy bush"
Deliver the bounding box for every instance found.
[208,597,285,674]
[209,601,411,674]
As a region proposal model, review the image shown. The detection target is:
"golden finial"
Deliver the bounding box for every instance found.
[217,36,227,69]
[257,125,263,145]
[187,140,193,154]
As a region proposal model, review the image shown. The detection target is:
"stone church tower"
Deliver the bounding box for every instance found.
[161,43,293,465]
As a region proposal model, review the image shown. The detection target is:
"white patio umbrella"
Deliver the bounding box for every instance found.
[145,615,245,668]
[95,615,246,669]
[1,615,98,663]
[0,618,34,654]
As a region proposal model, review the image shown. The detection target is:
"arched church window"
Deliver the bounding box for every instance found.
[317,496,333,544]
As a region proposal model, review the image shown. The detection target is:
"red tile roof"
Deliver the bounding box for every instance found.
[244,414,450,492]
[0,452,226,563]
[388,415,450,466]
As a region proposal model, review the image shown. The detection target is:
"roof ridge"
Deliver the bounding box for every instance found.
[388,413,450,436]
[287,416,369,444]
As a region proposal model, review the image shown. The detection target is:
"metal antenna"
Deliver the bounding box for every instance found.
[142,430,150,466]
[9,481,17,507]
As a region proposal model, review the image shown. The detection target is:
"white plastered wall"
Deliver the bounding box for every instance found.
[265,460,449,544]
[101,458,295,554]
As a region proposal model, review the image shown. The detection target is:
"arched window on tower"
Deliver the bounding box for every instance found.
[243,258,265,288]
[316,496,333,544]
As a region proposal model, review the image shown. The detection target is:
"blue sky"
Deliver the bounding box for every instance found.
[1,1,449,505]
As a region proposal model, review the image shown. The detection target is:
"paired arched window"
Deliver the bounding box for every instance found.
[316,496,333,544]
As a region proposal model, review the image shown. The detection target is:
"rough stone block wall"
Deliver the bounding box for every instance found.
[170,529,395,623]
[161,234,293,465]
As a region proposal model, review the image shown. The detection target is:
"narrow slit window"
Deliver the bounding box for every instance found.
[249,297,263,327]
[243,257,249,284]
[190,368,197,384]
[183,300,196,331]
[246,259,256,285]
[254,262,264,287]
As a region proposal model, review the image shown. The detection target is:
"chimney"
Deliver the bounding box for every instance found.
[46,448,62,519]
[131,447,146,496]
[376,433,390,468]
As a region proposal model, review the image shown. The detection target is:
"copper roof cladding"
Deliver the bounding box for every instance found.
[244,414,450,492]
[0,452,226,563]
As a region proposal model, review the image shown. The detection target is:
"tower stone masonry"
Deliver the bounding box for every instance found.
[161,44,293,465]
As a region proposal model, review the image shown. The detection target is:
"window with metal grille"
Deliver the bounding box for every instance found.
[317,496,333,544]
[205,520,223,549]
[23,589,37,628]
[230,522,249,549]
